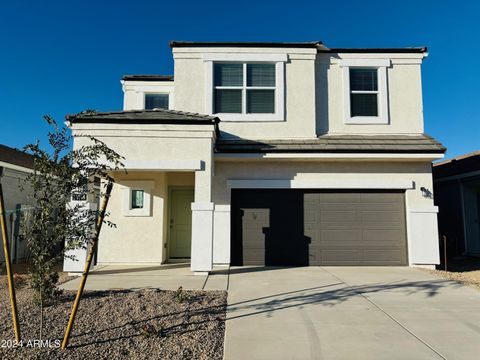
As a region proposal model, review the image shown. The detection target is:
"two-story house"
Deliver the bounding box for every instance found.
[64,41,445,274]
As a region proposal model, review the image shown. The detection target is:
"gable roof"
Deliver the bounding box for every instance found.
[66,109,220,126]
[215,134,445,154]
[0,144,35,170]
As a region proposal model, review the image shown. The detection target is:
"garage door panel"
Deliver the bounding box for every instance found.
[231,189,407,266]
[317,193,362,203]
[320,211,361,223]
[362,210,403,222]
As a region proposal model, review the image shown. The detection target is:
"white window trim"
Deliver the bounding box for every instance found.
[142,91,174,110]
[204,53,286,122]
[340,59,390,125]
[121,181,154,217]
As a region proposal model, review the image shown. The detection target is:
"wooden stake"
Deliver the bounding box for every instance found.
[61,181,113,349]
[0,183,21,341]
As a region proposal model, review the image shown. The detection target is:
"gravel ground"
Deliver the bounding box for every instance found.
[0,277,227,359]
[421,257,480,290]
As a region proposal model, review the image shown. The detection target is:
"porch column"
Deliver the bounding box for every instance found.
[191,159,214,273]
[63,200,97,273]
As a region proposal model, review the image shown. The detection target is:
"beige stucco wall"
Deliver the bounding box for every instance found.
[212,160,434,206]
[123,80,175,111]
[211,159,437,265]
[71,123,215,202]
[170,47,426,140]
[173,47,318,139]
[97,171,194,264]
[320,54,425,134]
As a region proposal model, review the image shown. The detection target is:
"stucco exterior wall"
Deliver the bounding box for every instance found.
[320,54,425,134]
[173,47,318,139]
[97,171,194,264]
[123,80,175,111]
[170,47,426,140]
[71,123,215,203]
[211,159,438,266]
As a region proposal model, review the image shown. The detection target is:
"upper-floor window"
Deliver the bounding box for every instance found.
[214,63,276,114]
[340,59,390,124]
[204,53,287,122]
[145,93,169,110]
[350,68,378,117]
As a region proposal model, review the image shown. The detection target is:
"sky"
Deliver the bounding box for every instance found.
[0,0,478,159]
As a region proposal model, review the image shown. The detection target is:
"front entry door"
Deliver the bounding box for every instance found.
[169,189,194,258]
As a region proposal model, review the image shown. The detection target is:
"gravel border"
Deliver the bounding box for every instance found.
[0,279,227,359]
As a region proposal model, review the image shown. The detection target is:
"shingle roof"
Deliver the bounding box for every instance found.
[122,75,174,81]
[215,134,445,154]
[67,109,220,125]
[0,144,35,170]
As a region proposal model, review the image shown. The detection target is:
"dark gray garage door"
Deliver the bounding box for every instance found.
[231,190,407,266]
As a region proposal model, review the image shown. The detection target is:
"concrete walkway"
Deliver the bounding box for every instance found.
[59,264,229,291]
[224,266,480,360]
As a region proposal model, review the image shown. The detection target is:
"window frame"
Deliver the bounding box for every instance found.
[144,93,170,110]
[121,181,154,217]
[214,63,277,115]
[204,53,287,122]
[340,59,390,124]
[131,189,145,209]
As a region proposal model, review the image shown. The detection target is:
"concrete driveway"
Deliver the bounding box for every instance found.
[224,267,480,360]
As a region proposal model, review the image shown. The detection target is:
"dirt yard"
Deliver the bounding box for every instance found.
[0,276,227,359]
[422,257,480,290]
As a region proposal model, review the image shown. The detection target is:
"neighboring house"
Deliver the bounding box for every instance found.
[0,144,35,263]
[433,151,480,258]
[64,40,445,274]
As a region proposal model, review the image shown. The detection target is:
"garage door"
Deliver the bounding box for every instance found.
[231,189,407,266]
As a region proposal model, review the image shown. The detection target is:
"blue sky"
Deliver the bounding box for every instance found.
[0,0,478,159]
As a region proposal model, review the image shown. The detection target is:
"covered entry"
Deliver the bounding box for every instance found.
[231,189,408,266]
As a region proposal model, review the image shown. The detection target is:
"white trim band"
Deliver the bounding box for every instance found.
[122,159,202,171]
[227,179,414,190]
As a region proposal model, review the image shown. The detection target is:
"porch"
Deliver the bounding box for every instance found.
[59,263,229,291]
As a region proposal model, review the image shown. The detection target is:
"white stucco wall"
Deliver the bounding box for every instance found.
[96,171,195,264]
[170,47,426,140]
[173,47,318,139]
[320,53,425,134]
[123,80,175,110]
[211,159,439,266]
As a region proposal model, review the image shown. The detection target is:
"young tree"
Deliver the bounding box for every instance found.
[21,114,124,338]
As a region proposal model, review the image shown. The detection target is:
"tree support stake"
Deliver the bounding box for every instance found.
[0,183,21,341]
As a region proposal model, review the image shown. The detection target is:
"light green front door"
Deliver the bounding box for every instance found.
[169,189,194,258]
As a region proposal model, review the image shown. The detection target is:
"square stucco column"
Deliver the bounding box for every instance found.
[190,160,214,273]
[191,202,214,273]
[213,205,231,264]
[63,201,98,273]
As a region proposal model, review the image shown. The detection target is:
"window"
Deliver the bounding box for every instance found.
[350,68,378,117]
[145,94,169,110]
[121,181,154,217]
[340,59,390,124]
[131,190,144,209]
[214,63,276,114]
